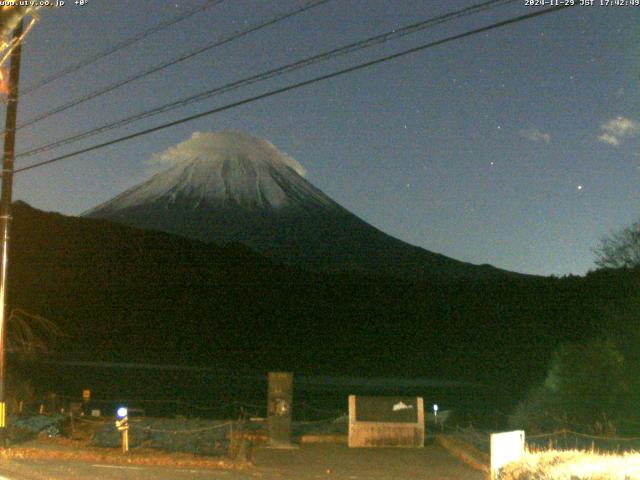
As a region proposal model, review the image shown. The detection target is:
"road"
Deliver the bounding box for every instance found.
[0,444,485,479]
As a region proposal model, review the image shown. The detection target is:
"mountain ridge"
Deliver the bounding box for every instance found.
[84,131,524,279]
[7,200,619,408]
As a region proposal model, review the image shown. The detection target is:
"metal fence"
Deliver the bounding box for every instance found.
[451,425,640,454]
[527,429,640,452]
[46,394,345,421]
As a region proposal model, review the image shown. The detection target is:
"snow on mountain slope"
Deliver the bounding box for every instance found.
[87,131,336,215]
[84,131,510,279]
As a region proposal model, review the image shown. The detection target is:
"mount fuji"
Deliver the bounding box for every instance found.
[84,131,508,279]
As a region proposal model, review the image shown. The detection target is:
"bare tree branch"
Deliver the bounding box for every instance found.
[594,221,640,269]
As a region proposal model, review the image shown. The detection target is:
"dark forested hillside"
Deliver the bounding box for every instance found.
[7,202,637,406]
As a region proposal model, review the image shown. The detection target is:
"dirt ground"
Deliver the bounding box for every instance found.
[0,419,485,479]
[0,441,485,479]
[250,443,486,480]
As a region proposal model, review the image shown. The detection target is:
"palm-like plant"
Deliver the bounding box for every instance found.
[6,308,62,356]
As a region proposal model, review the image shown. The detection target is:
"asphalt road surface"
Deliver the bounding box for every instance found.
[0,444,485,479]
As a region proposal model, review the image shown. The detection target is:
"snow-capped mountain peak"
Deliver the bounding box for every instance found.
[88,131,335,214]
[85,130,508,279]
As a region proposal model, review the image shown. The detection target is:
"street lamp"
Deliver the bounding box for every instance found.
[115,406,129,453]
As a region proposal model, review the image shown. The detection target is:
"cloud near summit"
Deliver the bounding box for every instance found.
[147,131,307,177]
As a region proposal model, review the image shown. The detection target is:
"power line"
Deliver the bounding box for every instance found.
[21,0,227,96]
[16,0,333,131]
[14,5,574,176]
[17,0,515,159]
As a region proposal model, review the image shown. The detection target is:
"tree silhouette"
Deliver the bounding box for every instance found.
[594,220,640,269]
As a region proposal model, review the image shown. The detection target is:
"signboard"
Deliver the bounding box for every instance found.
[115,407,129,431]
[348,395,424,448]
[267,372,293,447]
[355,396,419,423]
[490,430,525,479]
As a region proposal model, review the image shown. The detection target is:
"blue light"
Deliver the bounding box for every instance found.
[116,407,128,418]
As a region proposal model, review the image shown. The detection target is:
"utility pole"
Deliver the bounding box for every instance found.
[0,18,24,438]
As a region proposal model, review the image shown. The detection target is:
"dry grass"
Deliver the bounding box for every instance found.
[500,449,640,480]
[0,445,242,470]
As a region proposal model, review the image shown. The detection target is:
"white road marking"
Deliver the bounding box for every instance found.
[90,464,223,475]
[91,464,145,470]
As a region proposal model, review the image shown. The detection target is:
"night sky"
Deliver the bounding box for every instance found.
[5,0,639,276]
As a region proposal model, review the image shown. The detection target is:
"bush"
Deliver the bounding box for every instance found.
[511,339,627,433]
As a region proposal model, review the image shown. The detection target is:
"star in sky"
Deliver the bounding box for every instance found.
[11,0,639,276]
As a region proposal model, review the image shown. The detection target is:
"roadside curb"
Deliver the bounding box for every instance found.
[435,434,489,474]
[0,446,245,471]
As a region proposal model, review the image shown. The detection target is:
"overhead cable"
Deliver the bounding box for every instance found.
[16,0,333,130]
[21,0,227,96]
[14,4,574,176]
[17,0,515,159]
